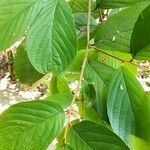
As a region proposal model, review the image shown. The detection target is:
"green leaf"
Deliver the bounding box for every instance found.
[69,0,97,14]
[78,101,103,125]
[64,49,100,82]
[84,61,115,122]
[108,8,122,17]
[134,93,150,141]
[50,76,71,95]
[0,0,44,50]
[69,0,89,13]
[74,13,97,50]
[56,144,74,150]
[67,121,129,150]
[74,13,97,32]
[94,2,150,53]
[69,0,99,18]
[64,72,80,82]
[130,5,150,60]
[68,49,99,72]
[80,81,97,103]
[0,100,65,150]
[77,33,87,50]
[14,42,43,85]
[96,50,138,76]
[96,0,149,9]
[45,93,73,109]
[107,67,146,144]
[85,60,115,86]
[130,136,150,150]
[26,0,77,74]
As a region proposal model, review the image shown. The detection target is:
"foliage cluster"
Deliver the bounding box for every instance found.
[0,0,150,149]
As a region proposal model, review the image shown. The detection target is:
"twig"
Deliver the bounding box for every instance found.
[90,45,137,66]
[63,0,92,144]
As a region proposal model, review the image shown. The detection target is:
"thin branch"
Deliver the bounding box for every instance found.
[63,0,92,144]
[90,45,137,66]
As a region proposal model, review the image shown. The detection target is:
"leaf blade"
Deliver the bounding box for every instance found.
[0,0,44,50]
[107,67,147,144]
[68,121,129,150]
[14,42,44,85]
[130,5,150,59]
[26,0,77,74]
[96,0,149,9]
[94,2,150,53]
[0,100,65,150]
